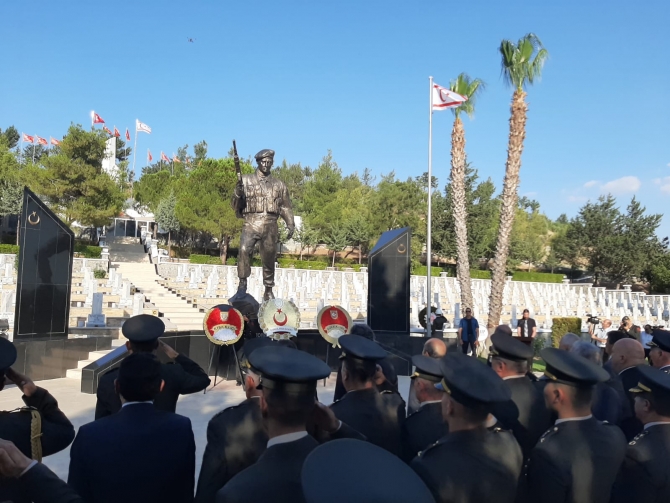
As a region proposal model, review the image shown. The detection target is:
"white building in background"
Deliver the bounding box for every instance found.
[101,137,119,180]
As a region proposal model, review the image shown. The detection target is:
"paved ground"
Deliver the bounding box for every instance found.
[0,375,411,481]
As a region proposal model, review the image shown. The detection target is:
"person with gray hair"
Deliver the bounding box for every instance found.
[570,340,621,425]
[558,332,580,352]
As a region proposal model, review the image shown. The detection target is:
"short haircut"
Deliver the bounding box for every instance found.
[342,357,376,384]
[523,309,529,314]
[639,392,670,417]
[492,355,527,374]
[570,341,602,365]
[565,384,594,409]
[263,387,315,427]
[117,353,162,402]
[129,339,159,353]
[350,324,375,341]
[607,330,630,346]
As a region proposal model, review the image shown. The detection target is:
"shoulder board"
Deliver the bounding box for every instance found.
[407,408,423,419]
[211,400,250,419]
[380,390,393,395]
[538,425,559,443]
[1,406,36,415]
[629,429,650,446]
[417,439,443,458]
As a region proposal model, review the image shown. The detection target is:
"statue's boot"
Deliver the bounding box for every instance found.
[236,278,248,296]
[263,287,274,301]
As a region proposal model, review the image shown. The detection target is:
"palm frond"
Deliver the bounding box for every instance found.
[499,33,549,90]
[449,73,486,120]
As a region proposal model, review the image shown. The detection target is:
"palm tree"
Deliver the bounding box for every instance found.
[487,33,548,331]
[448,73,485,314]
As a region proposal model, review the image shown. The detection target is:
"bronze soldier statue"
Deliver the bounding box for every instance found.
[231,149,294,301]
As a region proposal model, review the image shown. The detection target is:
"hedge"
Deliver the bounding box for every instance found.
[470,269,492,280]
[190,254,224,265]
[551,317,582,348]
[0,244,19,254]
[74,244,102,258]
[513,271,564,283]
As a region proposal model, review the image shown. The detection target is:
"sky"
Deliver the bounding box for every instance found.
[1,1,669,235]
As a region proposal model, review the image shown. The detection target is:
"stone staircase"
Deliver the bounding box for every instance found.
[65,338,127,379]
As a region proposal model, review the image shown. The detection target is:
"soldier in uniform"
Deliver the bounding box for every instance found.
[0,338,75,503]
[611,364,670,502]
[411,352,522,503]
[648,329,670,373]
[489,333,552,459]
[401,355,448,462]
[330,334,406,456]
[95,315,210,419]
[523,348,626,503]
[195,337,273,503]
[231,149,295,301]
[215,345,359,503]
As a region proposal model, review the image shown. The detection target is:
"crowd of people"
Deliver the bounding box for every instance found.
[1,313,670,503]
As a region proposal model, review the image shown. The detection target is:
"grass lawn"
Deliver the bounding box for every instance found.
[532,358,546,373]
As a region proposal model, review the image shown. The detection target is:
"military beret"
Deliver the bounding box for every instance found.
[254,149,275,160]
[491,333,533,362]
[121,314,165,343]
[435,352,511,409]
[301,439,436,503]
[629,364,670,401]
[541,347,609,387]
[338,334,386,362]
[0,337,17,372]
[411,355,442,382]
[249,345,330,393]
[650,330,670,353]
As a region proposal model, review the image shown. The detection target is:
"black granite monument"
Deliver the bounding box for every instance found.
[14,187,74,339]
[367,227,411,334]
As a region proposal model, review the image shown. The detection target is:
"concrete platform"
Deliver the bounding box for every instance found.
[0,374,411,481]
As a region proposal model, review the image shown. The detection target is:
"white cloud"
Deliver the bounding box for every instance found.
[600,176,641,195]
[567,195,588,203]
[653,178,661,185]
[583,180,599,188]
[655,176,670,194]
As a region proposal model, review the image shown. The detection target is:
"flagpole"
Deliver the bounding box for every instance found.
[20,135,23,164]
[32,137,36,164]
[131,120,139,181]
[426,76,433,337]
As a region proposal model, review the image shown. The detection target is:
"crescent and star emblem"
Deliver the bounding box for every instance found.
[273,308,288,326]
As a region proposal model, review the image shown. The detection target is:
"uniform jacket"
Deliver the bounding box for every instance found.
[13,463,83,503]
[495,375,552,459]
[195,398,267,503]
[95,354,210,419]
[411,428,523,503]
[232,172,294,226]
[613,366,643,440]
[611,423,670,503]
[215,435,318,503]
[401,401,448,463]
[524,417,626,503]
[0,387,75,503]
[68,403,196,503]
[330,387,406,456]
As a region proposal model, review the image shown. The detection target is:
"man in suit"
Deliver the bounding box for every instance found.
[411,352,522,503]
[0,439,82,503]
[330,334,406,456]
[610,338,646,440]
[215,345,332,503]
[0,338,75,503]
[195,337,273,503]
[95,314,210,419]
[69,353,196,503]
[523,348,626,503]
[611,365,670,502]
[648,329,670,374]
[490,334,551,459]
[401,355,448,462]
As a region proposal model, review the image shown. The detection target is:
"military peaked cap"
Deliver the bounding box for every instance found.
[650,329,670,353]
[491,333,533,362]
[249,345,330,393]
[411,355,442,382]
[122,314,165,343]
[338,334,387,362]
[541,347,609,387]
[629,364,670,400]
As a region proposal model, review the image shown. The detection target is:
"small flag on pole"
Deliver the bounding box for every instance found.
[136,120,152,134]
[147,149,153,163]
[160,151,170,162]
[93,112,105,124]
[50,137,61,146]
[22,133,35,143]
[172,154,181,163]
[125,128,130,141]
[36,136,48,146]
[432,83,467,111]
[113,127,121,137]
[103,125,112,135]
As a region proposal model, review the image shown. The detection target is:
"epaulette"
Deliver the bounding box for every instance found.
[380,390,393,394]
[629,430,649,446]
[538,425,559,443]
[417,439,443,458]
[1,406,36,415]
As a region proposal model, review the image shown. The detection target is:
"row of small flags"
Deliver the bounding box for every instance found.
[147,149,190,165]
[21,133,60,146]
[92,111,151,142]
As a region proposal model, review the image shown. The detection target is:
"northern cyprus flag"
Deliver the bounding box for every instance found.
[432,83,467,111]
[136,119,152,134]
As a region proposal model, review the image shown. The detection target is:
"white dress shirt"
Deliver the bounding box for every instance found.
[267,431,309,448]
[555,414,592,425]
